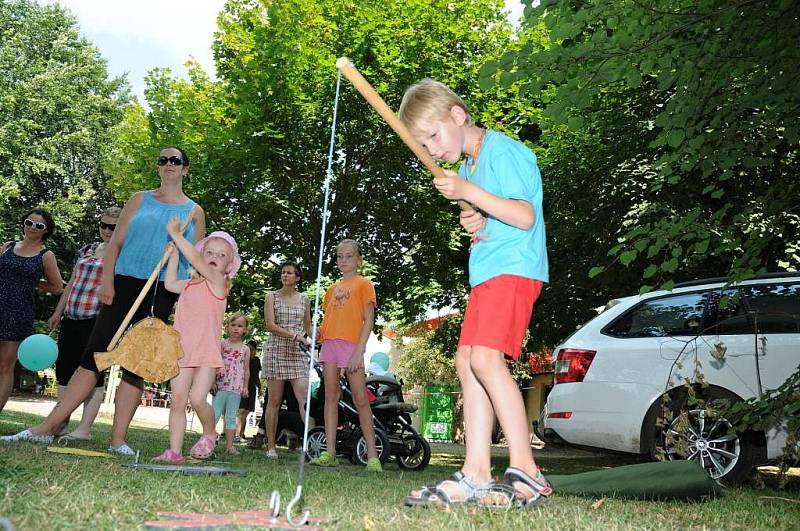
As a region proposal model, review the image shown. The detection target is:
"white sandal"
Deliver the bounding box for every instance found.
[108,443,136,456]
[0,429,54,444]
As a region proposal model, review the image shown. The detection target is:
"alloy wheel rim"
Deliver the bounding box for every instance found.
[665,408,740,479]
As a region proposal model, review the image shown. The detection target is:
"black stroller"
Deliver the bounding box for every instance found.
[297,342,431,470]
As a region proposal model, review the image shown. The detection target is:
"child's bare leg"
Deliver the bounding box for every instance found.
[469,345,538,476]
[347,370,377,459]
[265,379,285,451]
[167,369,192,453]
[456,345,495,482]
[409,345,494,502]
[321,363,340,455]
[189,367,217,438]
[225,428,235,449]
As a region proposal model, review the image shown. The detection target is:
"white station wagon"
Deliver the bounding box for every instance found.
[541,273,799,483]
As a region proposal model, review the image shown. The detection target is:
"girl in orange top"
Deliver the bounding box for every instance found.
[155,221,241,463]
[311,239,381,471]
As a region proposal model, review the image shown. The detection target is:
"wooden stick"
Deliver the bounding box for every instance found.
[105,209,196,351]
[335,57,473,212]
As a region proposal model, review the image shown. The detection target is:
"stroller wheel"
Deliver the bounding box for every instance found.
[304,427,327,461]
[351,427,390,466]
[397,435,431,471]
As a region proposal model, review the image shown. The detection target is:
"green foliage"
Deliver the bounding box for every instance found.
[109,0,528,328]
[480,0,800,347]
[397,331,457,387]
[0,0,128,315]
[720,366,800,484]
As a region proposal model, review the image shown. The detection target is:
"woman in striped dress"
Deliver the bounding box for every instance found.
[262,261,311,459]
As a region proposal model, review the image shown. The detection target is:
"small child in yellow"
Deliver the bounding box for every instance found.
[400,79,551,508]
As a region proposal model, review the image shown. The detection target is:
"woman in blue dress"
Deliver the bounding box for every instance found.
[0,208,64,413]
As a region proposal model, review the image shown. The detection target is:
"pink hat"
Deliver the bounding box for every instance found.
[194,231,241,279]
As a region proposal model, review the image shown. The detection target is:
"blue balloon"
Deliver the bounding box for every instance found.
[17,334,58,371]
[370,351,390,372]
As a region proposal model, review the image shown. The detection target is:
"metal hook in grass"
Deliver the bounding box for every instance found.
[285,486,310,527]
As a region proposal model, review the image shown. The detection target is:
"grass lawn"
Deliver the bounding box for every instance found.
[1,410,798,530]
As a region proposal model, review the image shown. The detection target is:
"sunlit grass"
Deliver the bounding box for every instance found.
[1,410,798,530]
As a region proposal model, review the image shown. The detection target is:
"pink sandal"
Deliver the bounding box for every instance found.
[189,435,216,460]
[153,449,185,464]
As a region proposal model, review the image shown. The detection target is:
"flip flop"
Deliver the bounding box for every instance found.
[58,433,91,442]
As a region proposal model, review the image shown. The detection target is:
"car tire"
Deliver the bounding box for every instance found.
[651,386,762,485]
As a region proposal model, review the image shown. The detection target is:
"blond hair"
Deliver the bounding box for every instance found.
[227,312,248,327]
[337,239,362,257]
[399,78,473,135]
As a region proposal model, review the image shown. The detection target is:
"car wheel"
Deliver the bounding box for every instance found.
[654,387,761,485]
[305,427,327,461]
[397,435,431,471]
[352,427,390,466]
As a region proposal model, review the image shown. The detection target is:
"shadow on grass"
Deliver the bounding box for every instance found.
[2,408,799,531]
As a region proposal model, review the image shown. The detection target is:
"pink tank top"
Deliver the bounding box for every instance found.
[173,278,227,368]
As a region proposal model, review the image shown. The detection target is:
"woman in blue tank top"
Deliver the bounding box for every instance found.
[2,147,206,455]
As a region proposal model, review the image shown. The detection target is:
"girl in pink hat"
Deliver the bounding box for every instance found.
[154,221,241,463]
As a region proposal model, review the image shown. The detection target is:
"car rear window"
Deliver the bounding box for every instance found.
[713,282,800,334]
[604,292,708,338]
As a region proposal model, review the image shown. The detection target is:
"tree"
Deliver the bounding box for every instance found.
[480,0,800,346]
[0,0,128,316]
[397,331,457,388]
[112,0,525,326]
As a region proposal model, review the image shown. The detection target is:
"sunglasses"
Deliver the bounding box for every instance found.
[99,221,117,231]
[157,155,185,166]
[24,218,47,231]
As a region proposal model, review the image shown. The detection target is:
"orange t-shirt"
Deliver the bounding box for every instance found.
[319,275,376,343]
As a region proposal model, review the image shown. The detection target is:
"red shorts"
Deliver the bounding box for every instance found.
[458,275,543,361]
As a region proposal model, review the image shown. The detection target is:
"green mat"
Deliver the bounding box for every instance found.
[548,460,721,501]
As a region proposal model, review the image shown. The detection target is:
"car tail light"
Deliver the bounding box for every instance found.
[547,411,573,419]
[554,348,596,384]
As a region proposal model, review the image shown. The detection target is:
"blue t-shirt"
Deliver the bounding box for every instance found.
[115,191,197,281]
[458,130,548,287]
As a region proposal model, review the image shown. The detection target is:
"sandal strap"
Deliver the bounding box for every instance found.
[478,482,516,509]
[412,471,483,505]
[504,466,553,498]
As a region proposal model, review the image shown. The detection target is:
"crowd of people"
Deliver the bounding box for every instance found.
[1,74,553,508]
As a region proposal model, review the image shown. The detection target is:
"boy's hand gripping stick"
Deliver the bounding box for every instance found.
[335,57,473,213]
